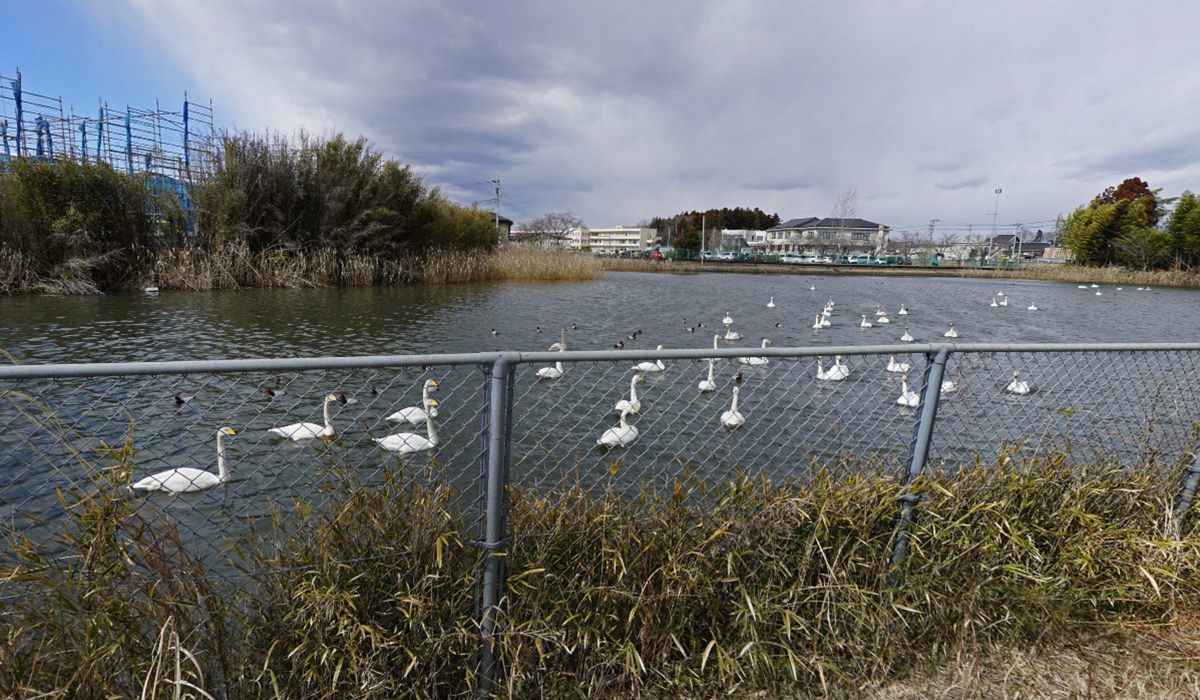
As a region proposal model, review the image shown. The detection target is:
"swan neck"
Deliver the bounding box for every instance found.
[555,361,563,371]
[619,410,631,430]
[630,377,639,402]
[706,360,714,381]
[730,390,739,413]
[324,399,333,427]
[216,432,229,481]
[426,411,437,442]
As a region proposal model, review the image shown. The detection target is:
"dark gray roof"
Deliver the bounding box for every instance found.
[490,212,514,225]
[768,217,820,231]
[811,218,885,229]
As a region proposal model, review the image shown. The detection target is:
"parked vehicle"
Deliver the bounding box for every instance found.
[650,251,663,259]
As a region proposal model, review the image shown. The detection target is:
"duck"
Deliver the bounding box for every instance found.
[385,379,438,424]
[491,329,499,335]
[633,345,667,373]
[615,374,645,414]
[174,394,194,405]
[536,326,542,333]
[686,327,694,332]
[860,314,873,328]
[268,394,339,441]
[896,375,920,407]
[944,323,958,338]
[614,340,625,348]
[767,297,776,308]
[898,304,908,315]
[131,428,236,493]
[374,398,439,453]
[900,326,914,342]
[720,386,745,428]
[1006,371,1032,395]
[738,339,772,366]
[597,406,639,447]
[886,355,911,373]
[940,379,958,393]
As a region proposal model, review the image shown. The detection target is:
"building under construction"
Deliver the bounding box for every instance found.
[0,68,217,211]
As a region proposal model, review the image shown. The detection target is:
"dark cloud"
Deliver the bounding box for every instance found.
[117,0,1200,228]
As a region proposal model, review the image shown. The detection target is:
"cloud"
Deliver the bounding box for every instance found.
[108,0,1200,229]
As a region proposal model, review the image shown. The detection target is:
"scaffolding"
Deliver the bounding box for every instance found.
[0,68,216,192]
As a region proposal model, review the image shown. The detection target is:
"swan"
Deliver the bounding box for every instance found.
[1095,291,1102,296]
[597,406,639,447]
[722,312,734,325]
[699,360,718,392]
[1006,371,1032,395]
[720,386,745,427]
[991,297,998,307]
[997,291,1005,296]
[810,285,816,290]
[724,325,743,340]
[900,326,914,342]
[815,356,832,381]
[537,342,566,379]
[826,355,851,381]
[898,304,908,315]
[634,345,667,373]
[1027,302,1038,311]
[875,305,886,317]
[944,323,958,338]
[940,379,958,393]
[1078,285,1088,289]
[877,313,890,324]
[386,379,438,424]
[827,296,835,307]
[132,428,236,493]
[739,339,772,366]
[269,394,339,441]
[896,375,920,407]
[999,297,1008,306]
[767,297,776,308]
[615,374,645,413]
[821,314,832,328]
[860,314,873,328]
[144,286,159,294]
[1090,284,1099,288]
[374,398,439,453]
[812,314,823,330]
[886,355,911,373]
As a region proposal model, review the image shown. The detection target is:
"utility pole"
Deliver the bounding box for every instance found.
[987,188,1002,263]
[701,213,706,262]
[491,178,501,245]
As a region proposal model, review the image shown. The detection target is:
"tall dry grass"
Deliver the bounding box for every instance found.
[958,263,1200,287]
[2,443,1198,698]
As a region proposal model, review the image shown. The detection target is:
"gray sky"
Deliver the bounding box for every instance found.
[107,1,1200,233]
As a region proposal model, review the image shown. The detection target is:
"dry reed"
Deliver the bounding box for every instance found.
[956,263,1200,288]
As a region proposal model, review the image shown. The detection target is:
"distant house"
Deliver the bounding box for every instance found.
[757,217,889,254]
[987,233,1052,259]
[490,213,514,242]
[568,227,656,253]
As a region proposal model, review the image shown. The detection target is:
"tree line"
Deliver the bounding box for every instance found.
[0,130,497,291]
[649,207,781,250]
[1060,177,1200,270]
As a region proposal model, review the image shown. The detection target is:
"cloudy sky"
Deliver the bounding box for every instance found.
[6,1,1200,235]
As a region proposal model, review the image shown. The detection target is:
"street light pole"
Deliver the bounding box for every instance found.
[987,188,1002,263]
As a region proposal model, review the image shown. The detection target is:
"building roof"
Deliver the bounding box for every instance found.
[489,212,514,226]
[768,217,820,231]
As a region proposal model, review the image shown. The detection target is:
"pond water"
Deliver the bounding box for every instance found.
[3,272,1199,570]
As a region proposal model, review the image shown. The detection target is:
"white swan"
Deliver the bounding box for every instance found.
[699,360,718,392]
[374,397,439,453]
[724,322,743,340]
[1078,285,1088,289]
[767,297,776,308]
[940,379,958,393]
[810,285,816,290]
[739,339,772,366]
[886,355,911,373]
[898,304,908,315]
[1006,371,1032,395]
[385,379,438,424]
[269,394,338,441]
[1090,284,1099,288]
[815,356,832,381]
[991,297,998,307]
[944,323,958,338]
[615,374,644,413]
[597,405,639,447]
[826,296,835,307]
[826,355,851,381]
[720,386,745,427]
[537,342,566,379]
[900,326,914,342]
[722,312,734,325]
[998,291,1006,296]
[875,305,886,317]
[821,314,832,328]
[1095,291,1102,296]
[1027,302,1038,311]
[896,375,920,407]
[860,314,873,328]
[132,428,236,493]
[999,297,1008,306]
[877,313,890,324]
[634,345,667,373]
[812,314,823,330]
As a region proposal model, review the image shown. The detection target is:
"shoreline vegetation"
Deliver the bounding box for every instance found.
[2,442,1198,697]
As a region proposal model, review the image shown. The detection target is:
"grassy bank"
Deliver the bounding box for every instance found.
[957,262,1200,287]
[2,446,1198,698]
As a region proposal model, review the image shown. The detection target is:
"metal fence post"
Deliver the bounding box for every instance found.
[1174,450,1200,520]
[478,353,516,696]
[890,346,951,568]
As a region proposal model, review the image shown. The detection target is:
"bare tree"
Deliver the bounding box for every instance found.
[890,229,928,257]
[521,211,585,246]
[830,188,860,257]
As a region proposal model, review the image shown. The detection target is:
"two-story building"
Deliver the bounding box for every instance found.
[755,217,890,255]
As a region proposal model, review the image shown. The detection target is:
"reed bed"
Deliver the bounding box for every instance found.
[2,445,1198,698]
[957,263,1200,288]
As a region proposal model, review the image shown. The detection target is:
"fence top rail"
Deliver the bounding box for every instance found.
[3,342,1200,380]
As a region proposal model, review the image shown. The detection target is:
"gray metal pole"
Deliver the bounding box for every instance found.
[478,352,516,695]
[890,347,950,568]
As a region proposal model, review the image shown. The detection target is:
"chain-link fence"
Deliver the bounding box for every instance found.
[3,342,1200,694]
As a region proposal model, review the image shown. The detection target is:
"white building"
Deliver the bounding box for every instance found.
[755,217,890,254]
[568,227,656,253]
